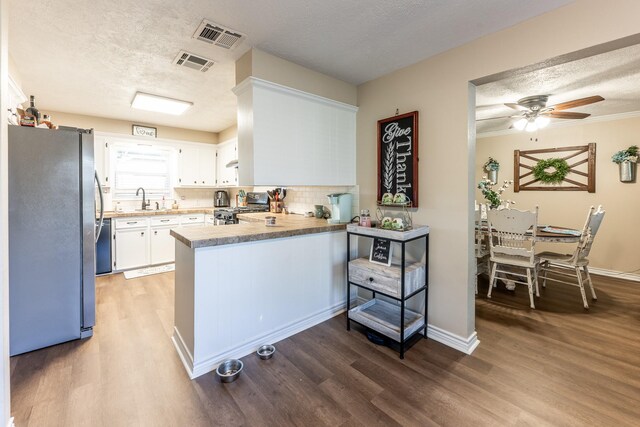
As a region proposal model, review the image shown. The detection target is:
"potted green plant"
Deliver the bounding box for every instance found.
[478,178,515,210]
[612,145,638,182]
[483,157,500,183]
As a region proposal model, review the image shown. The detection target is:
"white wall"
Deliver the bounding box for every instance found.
[0,0,11,424]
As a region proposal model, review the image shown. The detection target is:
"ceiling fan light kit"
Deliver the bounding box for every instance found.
[479,94,605,132]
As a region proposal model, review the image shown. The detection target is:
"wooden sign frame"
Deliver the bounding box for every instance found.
[132,124,157,138]
[377,111,419,207]
[369,238,393,266]
[514,143,596,192]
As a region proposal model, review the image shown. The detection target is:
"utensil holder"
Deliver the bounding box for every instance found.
[270,201,284,213]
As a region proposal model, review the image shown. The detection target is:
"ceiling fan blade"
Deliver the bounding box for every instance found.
[476,115,518,122]
[504,103,528,111]
[550,95,604,111]
[545,111,590,119]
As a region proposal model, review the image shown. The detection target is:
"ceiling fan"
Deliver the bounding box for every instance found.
[478,95,604,132]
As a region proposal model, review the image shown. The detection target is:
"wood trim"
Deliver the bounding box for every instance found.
[377,111,419,207]
[522,186,586,191]
[513,150,520,192]
[588,143,596,192]
[514,143,596,192]
[518,144,588,154]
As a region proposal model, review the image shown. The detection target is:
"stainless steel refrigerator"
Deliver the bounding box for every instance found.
[9,125,102,356]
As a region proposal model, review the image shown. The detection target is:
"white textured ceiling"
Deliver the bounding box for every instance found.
[9,0,571,132]
[476,43,640,134]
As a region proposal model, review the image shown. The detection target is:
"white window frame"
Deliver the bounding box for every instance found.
[110,142,176,201]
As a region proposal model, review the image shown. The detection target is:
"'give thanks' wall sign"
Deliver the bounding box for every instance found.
[377,111,419,207]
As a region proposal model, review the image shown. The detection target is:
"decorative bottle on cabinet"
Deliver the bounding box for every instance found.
[25,95,41,124]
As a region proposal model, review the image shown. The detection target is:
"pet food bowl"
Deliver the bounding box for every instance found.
[216,359,243,383]
[256,344,276,360]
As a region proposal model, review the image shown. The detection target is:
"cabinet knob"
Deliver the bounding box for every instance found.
[194,180,197,184]
[369,277,374,282]
[154,231,157,235]
[202,181,205,184]
[141,232,145,236]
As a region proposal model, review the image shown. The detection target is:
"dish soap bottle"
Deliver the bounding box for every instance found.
[172,200,179,209]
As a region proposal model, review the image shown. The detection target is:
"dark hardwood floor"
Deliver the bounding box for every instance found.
[10,271,640,426]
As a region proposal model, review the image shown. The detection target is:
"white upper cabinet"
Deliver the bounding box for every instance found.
[177,144,216,187]
[93,135,111,187]
[233,77,357,186]
[216,139,238,186]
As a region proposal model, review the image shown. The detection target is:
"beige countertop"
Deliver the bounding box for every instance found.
[170,212,347,249]
[102,207,215,219]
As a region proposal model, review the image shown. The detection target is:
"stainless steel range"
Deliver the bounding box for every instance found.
[214,192,270,224]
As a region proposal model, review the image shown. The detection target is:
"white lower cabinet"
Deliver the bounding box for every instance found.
[114,214,206,271]
[150,216,179,265]
[150,227,175,265]
[115,228,150,270]
[180,214,205,227]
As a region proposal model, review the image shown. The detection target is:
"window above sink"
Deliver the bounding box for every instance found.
[111,143,175,200]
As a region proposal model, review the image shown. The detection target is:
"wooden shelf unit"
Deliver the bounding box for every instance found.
[346,224,429,358]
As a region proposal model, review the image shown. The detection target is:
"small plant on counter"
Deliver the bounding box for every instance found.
[478,177,515,209]
[483,157,500,172]
[611,145,639,164]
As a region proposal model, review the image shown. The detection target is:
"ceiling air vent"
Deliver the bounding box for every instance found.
[173,50,215,72]
[192,19,245,50]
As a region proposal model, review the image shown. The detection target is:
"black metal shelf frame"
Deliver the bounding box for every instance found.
[346,230,429,359]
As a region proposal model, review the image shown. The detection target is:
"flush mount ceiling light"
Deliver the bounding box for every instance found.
[131,92,193,115]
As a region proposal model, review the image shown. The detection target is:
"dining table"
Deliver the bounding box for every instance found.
[477,222,582,243]
[477,223,582,290]
[531,226,581,243]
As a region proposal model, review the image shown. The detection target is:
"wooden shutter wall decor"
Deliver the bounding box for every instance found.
[514,143,596,193]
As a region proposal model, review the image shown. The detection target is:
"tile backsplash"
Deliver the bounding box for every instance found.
[257,186,360,217]
[102,185,359,218]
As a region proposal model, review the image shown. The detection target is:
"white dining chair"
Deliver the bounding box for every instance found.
[487,207,540,309]
[475,206,490,294]
[538,205,605,309]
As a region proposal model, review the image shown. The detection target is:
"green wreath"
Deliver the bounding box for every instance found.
[533,158,570,183]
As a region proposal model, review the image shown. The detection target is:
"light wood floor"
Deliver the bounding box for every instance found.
[10,271,640,426]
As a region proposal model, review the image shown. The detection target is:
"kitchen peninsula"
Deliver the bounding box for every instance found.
[170,213,351,378]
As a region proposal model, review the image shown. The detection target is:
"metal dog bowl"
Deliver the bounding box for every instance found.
[256,344,276,360]
[216,359,243,383]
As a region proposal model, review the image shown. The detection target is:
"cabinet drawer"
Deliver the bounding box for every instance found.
[180,213,205,225]
[348,257,425,299]
[150,216,179,227]
[115,218,149,229]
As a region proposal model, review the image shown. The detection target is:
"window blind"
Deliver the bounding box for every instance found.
[112,144,173,199]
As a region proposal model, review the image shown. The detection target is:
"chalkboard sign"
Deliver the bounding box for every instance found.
[369,238,392,266]
[377,111,419,207]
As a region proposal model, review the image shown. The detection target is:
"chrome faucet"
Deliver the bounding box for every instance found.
[135,187,149,210]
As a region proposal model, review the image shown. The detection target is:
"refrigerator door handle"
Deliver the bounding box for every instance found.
[95,171,104,243]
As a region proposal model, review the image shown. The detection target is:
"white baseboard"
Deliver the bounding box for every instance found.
[427,324,480,355]
[172,327,195,377]
[587,267,640,282]
[179,300,348,379]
